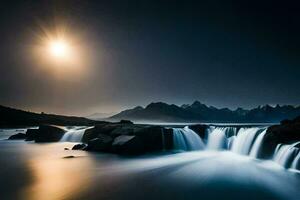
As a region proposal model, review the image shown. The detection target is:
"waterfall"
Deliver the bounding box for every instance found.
[273,142,300,168]
[173,126,205,151]
[249,129,267,158]
[231,127,266,155]
[204,126,267,155]
[60,127,89,142]
[227,136,236,149]
[205,127,238,150]
[170,125,300,171]
[291,151,300,170]
[206,127,227,150]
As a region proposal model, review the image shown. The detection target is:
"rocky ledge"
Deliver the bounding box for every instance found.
[80,121,175,154]
[258,116,300,158]
[75,122,208,155]
[8,117,300,157]
[9,125,65,142]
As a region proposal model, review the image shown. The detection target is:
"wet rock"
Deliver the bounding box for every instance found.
[119,120,134,124]
[82,123,144,143]
[25,129,39,141]
[112,135,145,154]
[82,123,172,154]
[189,124,208,139]
[63,155,75,159]
[86,134,113,152]
[259,116,300,159]
[72,143,87,150]
[64,148,70,150]
[163,128,174,150]
[82,123,114,143]
[34,125,65,142]
[8,133,26,140]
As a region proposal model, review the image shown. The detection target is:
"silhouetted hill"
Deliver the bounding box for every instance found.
[110,101,300,123]
[0,105,104,127]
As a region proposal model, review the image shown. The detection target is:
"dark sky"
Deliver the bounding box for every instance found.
[0,0,300,115]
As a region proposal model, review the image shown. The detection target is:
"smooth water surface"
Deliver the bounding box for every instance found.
[0,140,299,200]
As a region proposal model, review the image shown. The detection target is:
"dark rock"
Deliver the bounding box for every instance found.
[259,116,300,159]
[280,119,293,125]
[82,123,169,154]
[81,123,145,143]
[82,123,115,143]
[189,124,208,139]
[25,129,39,141]
[112,135,145,154]
[86,134,113,152]
[72,143,87,150]
[111,126,167,154]
[134,126,165,152]
[63,156,75,159]
[81,122,175,154]
[163,128,173,150]
[64,148,69,150]
[8,133,26,140]
[34,125,65,142]
[119,120,134,124]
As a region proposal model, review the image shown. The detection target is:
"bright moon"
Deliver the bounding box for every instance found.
[33,27,90,77]
[49,40,69,58]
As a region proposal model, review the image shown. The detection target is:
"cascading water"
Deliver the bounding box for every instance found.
[249,129,267,158]
[231,127,267,155]
[206,127,228,150]
[291,151,300,169]
[205,126,238,150]
[171,125,300,171]
[173,126,205,151]
[60,127,90,142]
[174,126,267,156]
[273,142,300,169]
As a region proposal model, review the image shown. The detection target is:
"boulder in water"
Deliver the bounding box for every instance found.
[260,116,300,158]
[72,143,88,150]
[87,134,113,152]
[81,123,116,143]
[112,135,145,155]
[63,155,76,159]
[119,120,134,124]
[25,129,39,141]
[8,133,26,140]
[34,125,66,142]
[189,124,208,139]
[82,123,172,154]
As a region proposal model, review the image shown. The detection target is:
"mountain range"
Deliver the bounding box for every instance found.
[109,101,300,123]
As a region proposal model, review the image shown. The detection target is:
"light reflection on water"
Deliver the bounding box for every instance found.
[22,149,94,200]
[0,141,299,200]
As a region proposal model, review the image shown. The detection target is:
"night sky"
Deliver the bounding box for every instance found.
[0,0,300,115]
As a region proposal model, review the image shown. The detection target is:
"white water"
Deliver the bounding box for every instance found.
[204,126,267,156]
[249,129,268,157]
[273,142,300,169]
[231,127,266,155]
[173,126,205,151]
[206,127,227,150]
[60,127,89,142]
[291,151,300,169]
[206,127,239,150]
[172,126,300,170]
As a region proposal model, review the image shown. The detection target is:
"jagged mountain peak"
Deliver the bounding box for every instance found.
[110,101,300,123]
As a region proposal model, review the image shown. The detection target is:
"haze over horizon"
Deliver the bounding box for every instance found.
[1,0,300,116]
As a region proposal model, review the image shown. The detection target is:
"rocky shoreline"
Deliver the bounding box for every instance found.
[7,117,300,158]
